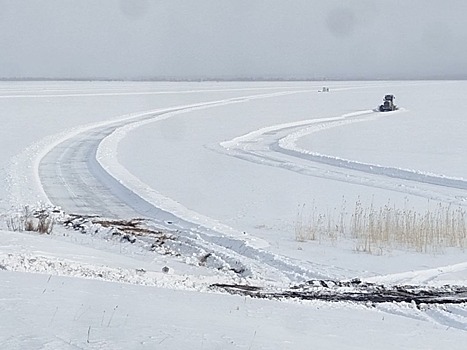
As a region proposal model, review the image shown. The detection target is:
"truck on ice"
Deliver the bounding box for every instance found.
[379,95,397,112]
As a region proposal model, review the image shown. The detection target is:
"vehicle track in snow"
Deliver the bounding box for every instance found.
[1,81,461,337]
[37,89,360,285]
[9,82,466,330]
[217,109,467,206]
[33,85,467,286]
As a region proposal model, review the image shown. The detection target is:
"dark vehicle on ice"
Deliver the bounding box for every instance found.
[379,95,397,112]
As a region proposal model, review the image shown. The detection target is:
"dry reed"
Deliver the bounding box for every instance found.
[295,199,467,254]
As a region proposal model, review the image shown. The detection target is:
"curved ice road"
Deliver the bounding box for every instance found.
[218,109,467,206]
[38,89,355,283]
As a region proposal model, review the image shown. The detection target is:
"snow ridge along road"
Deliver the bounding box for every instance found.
[36,89,355,284]
[218,108,467,206]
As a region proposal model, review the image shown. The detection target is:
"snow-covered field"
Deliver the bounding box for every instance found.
[2,81,467,348]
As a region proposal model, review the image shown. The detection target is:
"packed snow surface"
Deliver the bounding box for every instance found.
[2,81,467,348]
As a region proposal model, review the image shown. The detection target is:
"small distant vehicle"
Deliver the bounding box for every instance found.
[319,87,330,92]
[379,95,397,112]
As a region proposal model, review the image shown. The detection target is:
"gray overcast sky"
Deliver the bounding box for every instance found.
[0,0,466,80]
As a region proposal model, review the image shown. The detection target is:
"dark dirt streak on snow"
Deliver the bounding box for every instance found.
[211,280,467,306]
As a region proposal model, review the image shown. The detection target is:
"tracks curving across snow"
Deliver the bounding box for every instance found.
[11,86,467,286]
[32,89,358,285]
[5,83,467,333]
[217,108,467,206]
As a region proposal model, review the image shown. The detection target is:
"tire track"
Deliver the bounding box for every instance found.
[217,109,467,206]
[38,89,354,284]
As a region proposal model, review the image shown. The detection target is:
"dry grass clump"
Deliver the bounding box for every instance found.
[295,202,345,244]
[5,205,54,234]
[295,199,467,254]
[351,200,467,254]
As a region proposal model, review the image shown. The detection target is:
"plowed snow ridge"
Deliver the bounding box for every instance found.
[219,109,467,205]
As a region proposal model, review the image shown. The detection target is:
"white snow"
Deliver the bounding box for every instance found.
[1,80,467,348]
